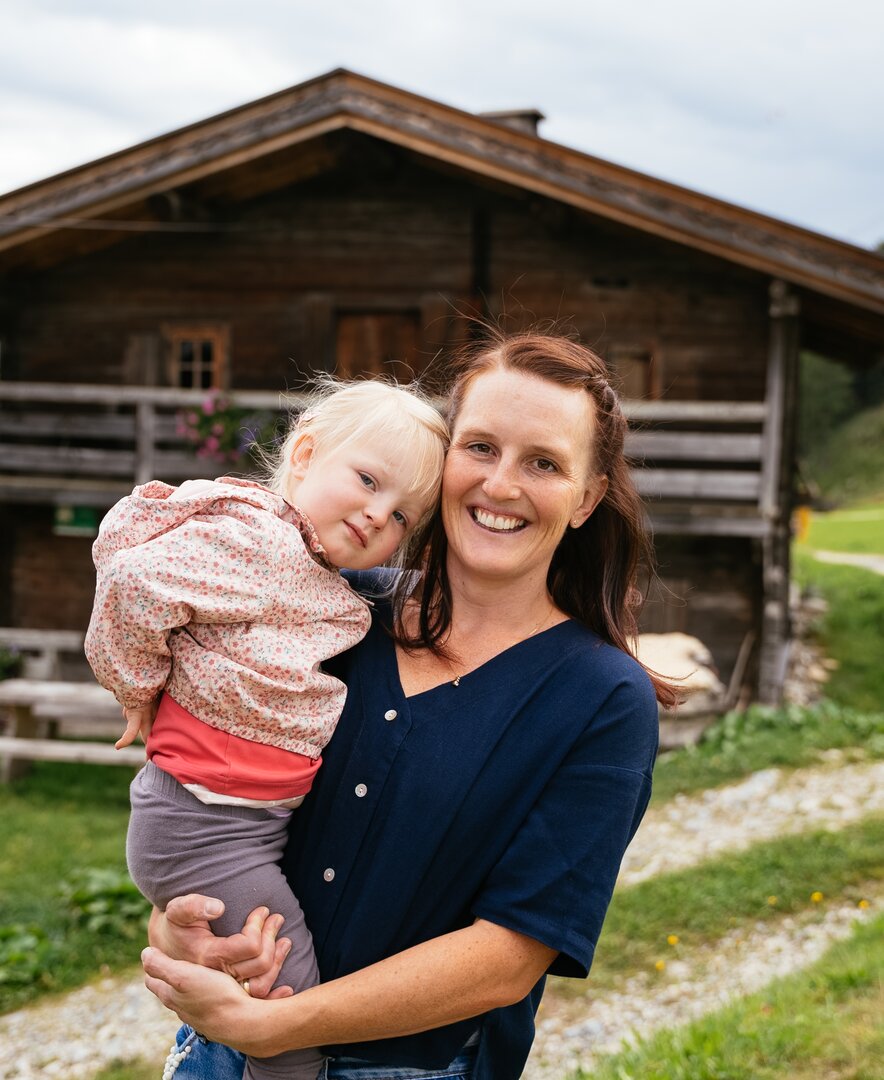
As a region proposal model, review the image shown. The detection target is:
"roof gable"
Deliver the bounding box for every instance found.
[1,68,882,315]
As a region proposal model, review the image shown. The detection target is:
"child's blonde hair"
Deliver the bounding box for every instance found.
[268,378,448,532]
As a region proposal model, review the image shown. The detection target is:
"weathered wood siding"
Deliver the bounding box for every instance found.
[2,507,95,631]
[3,156,770,399]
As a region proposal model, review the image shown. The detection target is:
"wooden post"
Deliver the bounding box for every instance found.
[0,704,39,782]
[135,400,157,485]
[758,280,800,704]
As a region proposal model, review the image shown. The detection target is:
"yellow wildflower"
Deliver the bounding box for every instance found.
[811,891,823,903]
[667,934,679,946]
[767,896,778,906]
[858,899,870,910]
[655,959,666,972]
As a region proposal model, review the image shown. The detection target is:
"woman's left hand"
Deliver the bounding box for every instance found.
[142,946,276,1056]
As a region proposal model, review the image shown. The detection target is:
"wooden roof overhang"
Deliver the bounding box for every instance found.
[1,68,883,325]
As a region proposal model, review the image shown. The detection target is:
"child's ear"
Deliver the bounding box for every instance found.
[289,434,315,480]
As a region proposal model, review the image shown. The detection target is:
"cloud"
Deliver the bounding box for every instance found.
[0,0,882,245]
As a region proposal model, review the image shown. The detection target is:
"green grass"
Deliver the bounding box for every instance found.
[580,816,884,991]
[651,700,884,805]
[0,762,142,1013]
[799,499,884,555]
[577,912,884,1080]
[794,552,884,713]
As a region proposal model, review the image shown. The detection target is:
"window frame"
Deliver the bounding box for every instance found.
[162,323,231,390]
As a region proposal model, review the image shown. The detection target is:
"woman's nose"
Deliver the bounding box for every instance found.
[482,461,520,501]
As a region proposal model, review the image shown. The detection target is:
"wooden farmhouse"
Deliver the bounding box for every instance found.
[1,69,883,703]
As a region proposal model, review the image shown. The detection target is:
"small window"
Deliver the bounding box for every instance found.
[163,325,230,389]
[335,312,421,378]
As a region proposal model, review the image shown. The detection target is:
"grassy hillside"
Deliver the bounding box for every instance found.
[801,400,884,506]
[798,500,884,554]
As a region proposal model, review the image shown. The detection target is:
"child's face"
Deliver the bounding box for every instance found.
[287,434,432,570]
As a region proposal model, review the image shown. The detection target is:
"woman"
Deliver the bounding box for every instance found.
[143,330,676,1080]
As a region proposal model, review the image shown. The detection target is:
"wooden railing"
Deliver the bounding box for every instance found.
[0,382,295,503]
[0,382,773,535]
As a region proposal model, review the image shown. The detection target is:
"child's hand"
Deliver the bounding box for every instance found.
[116,700,159,749]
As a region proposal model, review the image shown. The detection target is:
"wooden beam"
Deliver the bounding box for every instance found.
[626,432,763,462]
[135,400,157,486]
[0,444,137,475]
[647,514,771,537]
[0,411,181,441]
[634,469,761,500]
[758,279,801,704]
[0,736,144,767]
[623,400,767,422]
[0,382,292,408]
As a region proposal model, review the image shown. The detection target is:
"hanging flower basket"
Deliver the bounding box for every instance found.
[176,390,280,466]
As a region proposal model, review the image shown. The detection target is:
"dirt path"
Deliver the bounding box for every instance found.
[811,549,884,575]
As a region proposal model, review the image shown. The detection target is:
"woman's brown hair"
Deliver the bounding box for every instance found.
[393,327,678,708]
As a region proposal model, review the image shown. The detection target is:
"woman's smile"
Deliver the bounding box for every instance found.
[469,507,528,532]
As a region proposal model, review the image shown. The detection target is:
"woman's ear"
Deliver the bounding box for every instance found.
[571,475,608,529]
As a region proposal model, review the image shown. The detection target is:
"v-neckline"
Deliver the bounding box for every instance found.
[394,618,574,702]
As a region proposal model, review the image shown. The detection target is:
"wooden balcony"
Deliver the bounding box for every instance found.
[0,382,775,537]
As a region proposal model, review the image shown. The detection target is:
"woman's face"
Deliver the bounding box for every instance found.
[442,366,606,589]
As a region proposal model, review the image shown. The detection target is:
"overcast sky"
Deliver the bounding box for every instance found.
[1,0,882,249]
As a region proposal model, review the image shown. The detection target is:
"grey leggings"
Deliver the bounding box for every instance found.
[128,761,324,1080]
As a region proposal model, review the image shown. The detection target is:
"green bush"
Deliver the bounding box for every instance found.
[0,924,58,987]
[60,867,151,938]
[0,645,22,681]
[700,701,884,759]
[652,700,884,804]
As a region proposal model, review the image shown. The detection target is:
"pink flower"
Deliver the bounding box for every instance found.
[205,436,220,452]
[187,412,199,427]
[202,395,218,416]
[212,422,225,436]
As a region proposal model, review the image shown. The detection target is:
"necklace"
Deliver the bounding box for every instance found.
[448,604,557,687]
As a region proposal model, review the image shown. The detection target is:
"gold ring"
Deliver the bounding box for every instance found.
[241,978,251,996]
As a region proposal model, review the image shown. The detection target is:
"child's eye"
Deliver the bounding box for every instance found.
[393,510,408,527]
[358,472,376,490]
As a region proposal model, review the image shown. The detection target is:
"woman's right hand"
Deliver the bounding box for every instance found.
[148,895,294,999]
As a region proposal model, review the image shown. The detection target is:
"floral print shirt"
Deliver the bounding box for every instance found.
[85,477,371,758]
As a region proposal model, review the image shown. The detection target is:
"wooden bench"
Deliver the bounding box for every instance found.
[0,627,87,680]
[0,678,144,781]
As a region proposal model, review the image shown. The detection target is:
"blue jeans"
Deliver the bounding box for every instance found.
[167,1026,476,1080]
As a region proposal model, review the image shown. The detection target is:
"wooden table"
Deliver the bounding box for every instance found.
[0,678,144,781]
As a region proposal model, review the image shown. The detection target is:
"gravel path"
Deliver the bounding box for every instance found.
[1,757,882,1080]
[524,890,883,1079]
[811,549,884,576]
[620,756,884,886]
[0,972,177,1079]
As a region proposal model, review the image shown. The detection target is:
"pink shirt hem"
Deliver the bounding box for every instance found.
[147,694,320,800]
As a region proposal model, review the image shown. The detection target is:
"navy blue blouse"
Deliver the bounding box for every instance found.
[281,577,658,1080]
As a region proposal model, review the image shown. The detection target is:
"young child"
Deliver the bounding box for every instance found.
[85,380,448,1080]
